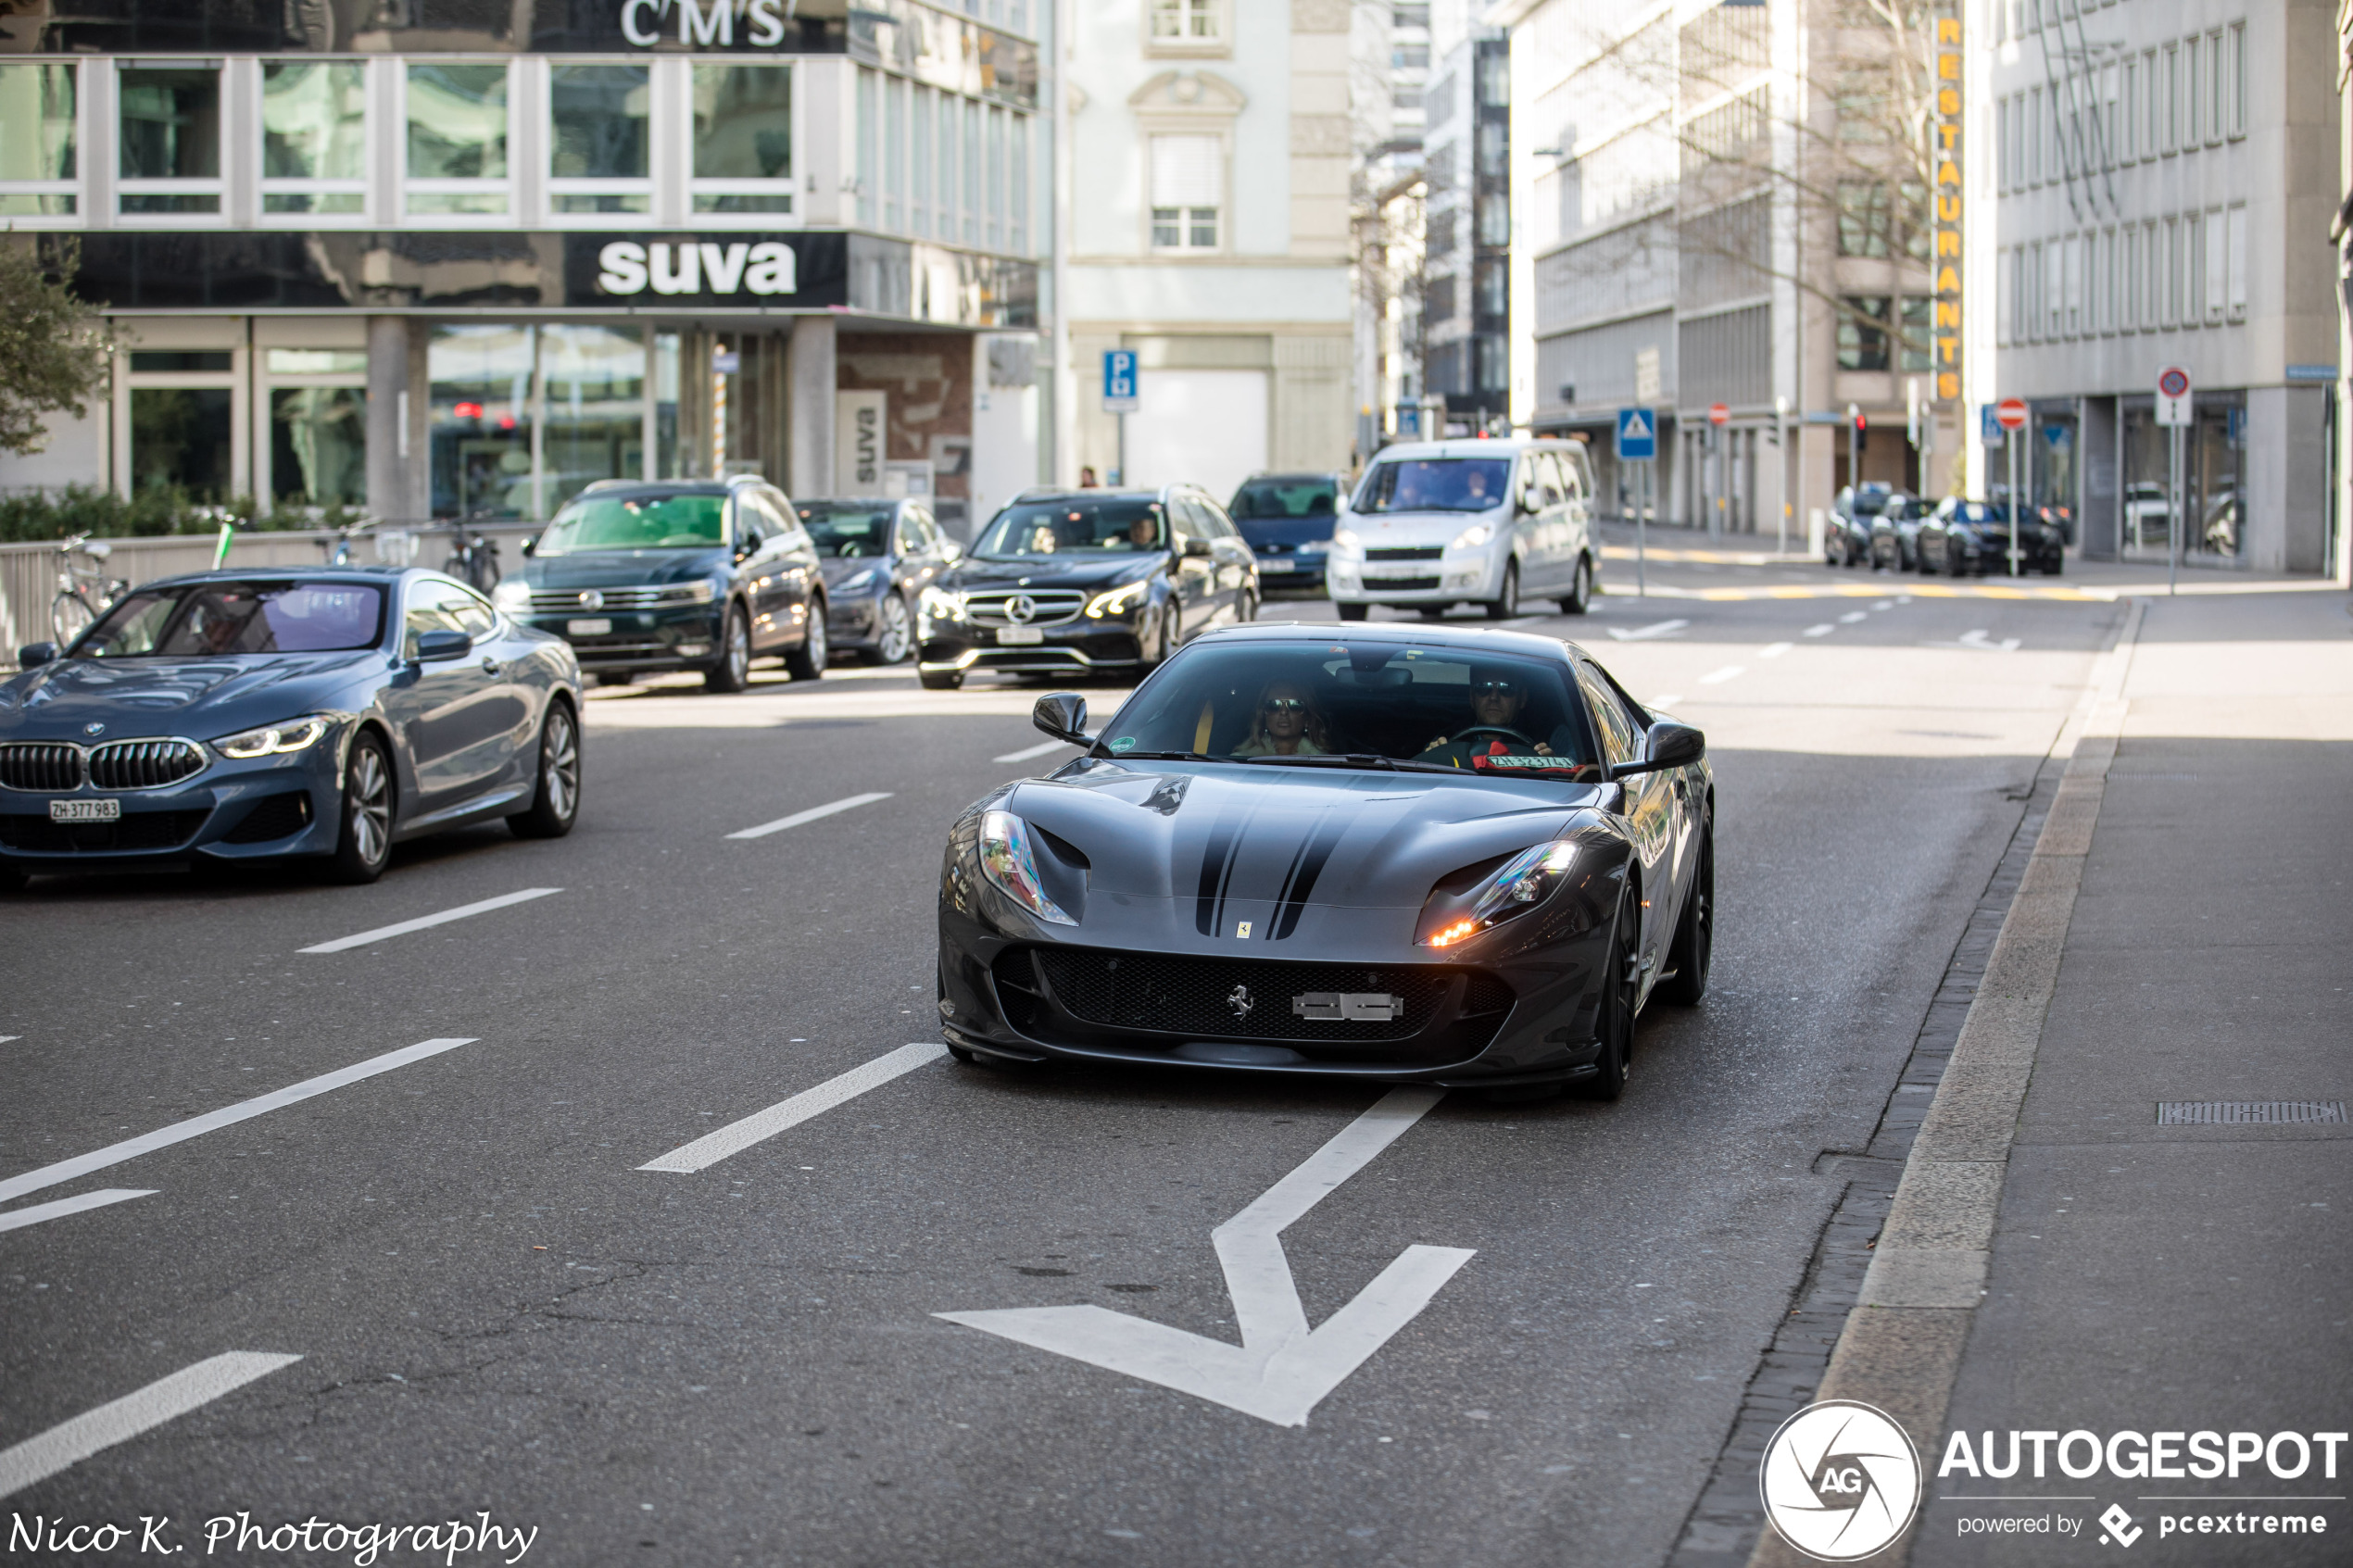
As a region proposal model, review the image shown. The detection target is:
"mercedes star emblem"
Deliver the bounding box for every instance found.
[1005,595,1038,625]
[577,590,605,609]
[1227,985,1254,1019]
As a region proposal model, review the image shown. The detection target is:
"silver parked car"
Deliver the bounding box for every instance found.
[1326,438,1600,620]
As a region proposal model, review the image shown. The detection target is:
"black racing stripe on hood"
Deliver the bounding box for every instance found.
[1194,813,1241,935]
[1271,805,1360,940]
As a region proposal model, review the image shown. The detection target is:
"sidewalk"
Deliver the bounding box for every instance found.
[1912,586,2353,1563]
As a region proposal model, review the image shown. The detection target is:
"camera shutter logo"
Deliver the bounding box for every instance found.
[1759,1400,1922,1561]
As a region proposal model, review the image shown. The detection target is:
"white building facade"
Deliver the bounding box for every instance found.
[1986,0,2338,571]
[1060,0,1356,503]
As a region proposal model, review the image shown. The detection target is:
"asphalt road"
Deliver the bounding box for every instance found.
[0,556,2126,1565]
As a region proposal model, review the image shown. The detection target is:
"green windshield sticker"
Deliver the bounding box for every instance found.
[1110,735,1137,753]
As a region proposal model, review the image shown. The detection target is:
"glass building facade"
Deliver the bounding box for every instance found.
[0,0,1044,526]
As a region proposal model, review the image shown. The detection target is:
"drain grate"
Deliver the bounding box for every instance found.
[2157,1101,2346,1125]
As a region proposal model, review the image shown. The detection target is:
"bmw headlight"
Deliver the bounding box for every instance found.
[213,715,335,760]
[922,585,964,621]
[978,809,1076,925]
[1085,580,1151,620]
[492,579,531,611]
[1418,839,1580,947]
[837,568,883,595]
[1450,523,1493,551]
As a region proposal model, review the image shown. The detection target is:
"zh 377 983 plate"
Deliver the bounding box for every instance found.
[49,797,121,822]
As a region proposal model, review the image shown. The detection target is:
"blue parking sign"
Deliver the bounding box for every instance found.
[1102,349,1139,413]
[1615,408,1655,461]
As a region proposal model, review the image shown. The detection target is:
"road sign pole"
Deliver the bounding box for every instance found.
[1638,459,1650,596]
[2168,423,2183,596]
[2007,432,2022,578]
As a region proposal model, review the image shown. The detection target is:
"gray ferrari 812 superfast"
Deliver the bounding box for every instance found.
[936,623,1713,1100]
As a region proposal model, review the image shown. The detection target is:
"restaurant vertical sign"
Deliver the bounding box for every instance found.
[1932,7,1963,405]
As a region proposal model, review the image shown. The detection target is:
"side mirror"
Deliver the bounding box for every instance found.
[414,628,472,662]
[16,641,58,669]
[520,535,536,558]
[1032,691,1094,746]
[1611,721,1705,779]
[1181,536,1213,558]
[940,539,963,562]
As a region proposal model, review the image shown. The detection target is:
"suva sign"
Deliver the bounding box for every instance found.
[620,0,796,47]
[597,241,797,297]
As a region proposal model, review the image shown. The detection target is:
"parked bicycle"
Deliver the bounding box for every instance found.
[51,533,131,646]
[318,517,381,567]
[444,522,501,593]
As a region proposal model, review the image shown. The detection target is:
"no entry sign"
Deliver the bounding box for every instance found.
[1995,398,2029,432]
[1708,403,1730,426]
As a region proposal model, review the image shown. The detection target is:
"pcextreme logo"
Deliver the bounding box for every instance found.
[1760,1400,1924,1562]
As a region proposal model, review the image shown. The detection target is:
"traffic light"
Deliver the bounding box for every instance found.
[1854,410,1869,454]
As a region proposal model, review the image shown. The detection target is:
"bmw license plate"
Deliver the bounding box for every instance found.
[568,618,612,635]
[50,797,120,822]
[995,627,1045,646]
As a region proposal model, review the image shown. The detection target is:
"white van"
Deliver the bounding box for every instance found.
[1325,437,1600,621]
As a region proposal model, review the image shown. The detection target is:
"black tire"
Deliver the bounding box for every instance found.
[1484,559,1520,620]
[1418,606,1449,621]
[785,598,828,681]
[1237,589,1257,625]
[1336,602,1369,621]
[1658,821,1713,1006]
[1152,605,1176,664]
[873,593,914,663]
[509,699,581,839]
[919,668,963,690]
[593,671,634,688]
[1560,555,1592,615]
[946,1043,978,1063]
[324,731,395,884]
[1577,882,1642,1101]
[705,604,751,692]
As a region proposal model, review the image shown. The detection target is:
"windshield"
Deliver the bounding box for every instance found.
[1099,641,1601,778]
[798,502,896,558]
[77,582,385,658]
[1230,477,1337,521]
[1944,501,2007,524]
[975,497,1166,558]
[1353,458,1511,514]
[535,493,727,555]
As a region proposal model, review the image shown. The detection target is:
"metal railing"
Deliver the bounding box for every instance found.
[0,521,546,669]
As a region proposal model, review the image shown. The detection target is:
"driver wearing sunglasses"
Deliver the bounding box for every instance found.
[1417,673,1579,768]
[1230,679,1328,757]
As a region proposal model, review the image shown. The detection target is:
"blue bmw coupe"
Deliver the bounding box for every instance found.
[0,568,584,889]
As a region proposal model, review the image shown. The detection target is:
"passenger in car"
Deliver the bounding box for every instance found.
[1230,680,1330,757]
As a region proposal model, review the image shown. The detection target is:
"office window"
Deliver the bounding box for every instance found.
[2205,31,2225,144]
[261,62,365,217]
[2160,43,2178,153]
[2204,208,2225,320]
[1150,132,1219,250]
[855,68,875,229]
[963,98,979,245]
[266,350,367,508]
[2102,63,2120,169]
[2183,34,2200,147]
[2064,235,2081,337]
[2161,216,2178,325]
[406,63,509,216]
[2226,22,2246,137]
[2225,205,2246,319]
[1898,296,1932,371]
[2045,242,2063,338]
[0,63,77,216]
[2028,86,2043,182]
[691,64,792,214]
[986,104,1004,250]
[548,64,649,215]
[1996,246,2012,345]
[936,91,958,241]
[883,75,904,232]
[2101,227,2118,333]
[1151,0,1221,40]
[1836,296,1889,371]
[911,87,932,237]
[2141,49,2159,157]
[119,64,220,214]
[1009,113,1028,253]
[2119,59,2137,161]
[1836,181,1893,257]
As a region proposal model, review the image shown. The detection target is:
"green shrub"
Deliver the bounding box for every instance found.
[0,485,362,543]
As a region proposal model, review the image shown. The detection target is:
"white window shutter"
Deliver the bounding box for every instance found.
[1150,135,1220,208]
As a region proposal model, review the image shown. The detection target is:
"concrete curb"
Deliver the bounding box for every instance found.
[1745,598,2146,1568]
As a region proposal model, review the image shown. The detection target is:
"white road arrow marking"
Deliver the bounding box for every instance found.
[937,1088,1472,1427]
[1608,618,1690,642]
[1956,629,2021,653]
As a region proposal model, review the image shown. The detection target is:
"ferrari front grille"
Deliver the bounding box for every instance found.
[1004,947,1513,1046]
[0,743,83,792]
[88,739,207,790]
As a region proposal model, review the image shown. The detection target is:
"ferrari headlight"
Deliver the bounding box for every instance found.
[213,715,335,759]
[922,585,964,621]
[1451,523,1493,551]
[978,809,1076,925]
[1085,580,1151,620]
[1419,839,1579,947]
[491,579,531,611]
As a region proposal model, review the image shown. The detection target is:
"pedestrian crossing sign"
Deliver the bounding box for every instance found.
[1616,408,1656,461]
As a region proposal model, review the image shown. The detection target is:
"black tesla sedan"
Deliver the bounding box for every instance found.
[493,475,826,691]
[2,569,582,889]
[1916,497,2066,576]
[934,624,1714,1100]
[915,486,1258,690]
[797,497,962,664]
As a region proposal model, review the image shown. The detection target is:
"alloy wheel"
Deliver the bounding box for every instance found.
[726,618,750,684]
[875,595,913,663]
[348,745,390,866]
[543,707,579,822]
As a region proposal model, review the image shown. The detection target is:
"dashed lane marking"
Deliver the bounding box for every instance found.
[1649,695,1685,711]
[638,1042,949,1173]
[1607,619,1691,643]
[300,888,561,954]
[0,1038,476,1206]
[0,1188,155,1234]
[1757,642,1793,659]
[726,791,893,841]
[1803,624,1835,637]
[0,1353,303,1500]
[995,740,1074,764]
[1839,611,1869,623]
[1697,666,1745,685]
[1614,582,2103,602]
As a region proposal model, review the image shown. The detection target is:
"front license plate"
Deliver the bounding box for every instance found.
[568,618,612,635]
[50,797,120,822]
[1259,558,1294,572]
[996,627,1045,646]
